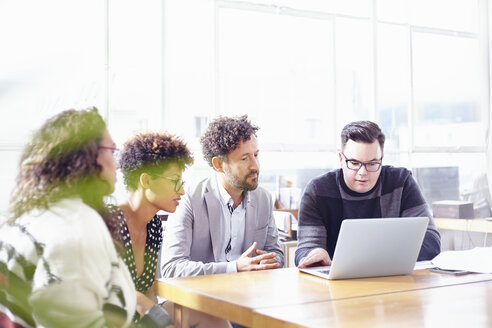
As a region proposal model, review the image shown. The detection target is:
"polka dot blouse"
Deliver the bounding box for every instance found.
[105,205,163,294]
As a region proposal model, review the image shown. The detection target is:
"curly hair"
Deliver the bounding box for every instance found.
[341,120,386,152]
[9,107,109,219]
[119,132,194,191]
[200,115,259,167]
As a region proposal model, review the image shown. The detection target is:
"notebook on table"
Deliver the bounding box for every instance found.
[299,217,429,280]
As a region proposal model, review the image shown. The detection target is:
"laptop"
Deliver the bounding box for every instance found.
[299,217,429,280]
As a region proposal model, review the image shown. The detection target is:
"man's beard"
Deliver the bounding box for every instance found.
[225,170,259,191]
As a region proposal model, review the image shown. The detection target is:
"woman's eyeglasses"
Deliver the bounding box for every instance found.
[99,146,120,158]
[151,174,185,192]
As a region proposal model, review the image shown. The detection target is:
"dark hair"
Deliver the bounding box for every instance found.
[341,120,386,151]
[119,132,194,190]
[200,115,259,167]
[9,107,109,219]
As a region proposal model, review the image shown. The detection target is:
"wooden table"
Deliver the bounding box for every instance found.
[254,280,492,327]
[157,267,492,327]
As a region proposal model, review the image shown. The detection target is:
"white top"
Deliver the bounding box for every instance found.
[0,198,136,328]
[216,174,247,273]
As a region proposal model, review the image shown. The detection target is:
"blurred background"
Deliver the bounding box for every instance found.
[1,0,492,228]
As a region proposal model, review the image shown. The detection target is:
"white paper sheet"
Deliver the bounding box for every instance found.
[413,260,435,270]
[431,247,492,273]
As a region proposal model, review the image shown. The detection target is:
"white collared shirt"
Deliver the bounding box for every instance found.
[216,173,247,273]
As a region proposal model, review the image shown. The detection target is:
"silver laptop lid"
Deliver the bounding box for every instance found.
[300,217,429,280]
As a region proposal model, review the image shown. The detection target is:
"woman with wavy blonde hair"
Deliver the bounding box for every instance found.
[0,107,136,328]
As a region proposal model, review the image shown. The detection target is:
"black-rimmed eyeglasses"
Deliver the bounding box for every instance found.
[342,153,382,172]
[151,174,185,192]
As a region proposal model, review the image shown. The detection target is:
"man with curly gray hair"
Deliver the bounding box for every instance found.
[161,115,284,278]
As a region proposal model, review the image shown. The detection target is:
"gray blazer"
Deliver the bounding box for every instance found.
[160,175,284,278]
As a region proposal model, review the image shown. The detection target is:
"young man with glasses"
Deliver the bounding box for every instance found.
[160,115,284,278]
[295,120,441,268]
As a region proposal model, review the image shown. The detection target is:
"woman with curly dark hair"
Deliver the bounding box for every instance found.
[104,132,192,316]
[105,132,230,327]
[0,108,136,328]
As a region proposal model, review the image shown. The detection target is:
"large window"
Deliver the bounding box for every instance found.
[106,1,163,143]
[211,0,487,198]
[412,32,481,149]
[0,0,106,145]
[218,7,335,150]
[0,0,490,213]
[0,0,106,213]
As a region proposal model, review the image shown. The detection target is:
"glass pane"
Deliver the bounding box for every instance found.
[244,0,370,17]
[332,0,371,17]
[108,0,163,145]
[377,24,409,152]
[409,0,478,33]
[335,17,372,137]
[0,0,105,145]
[412,32,481,148]
[411,152,487,200]
[260,151,338,201]
[273,0,334,13]
[162,0,214,145]
[377,0,409,23]
[218,8,335,149]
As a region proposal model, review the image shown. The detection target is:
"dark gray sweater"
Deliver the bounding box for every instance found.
[295,166,441,265]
